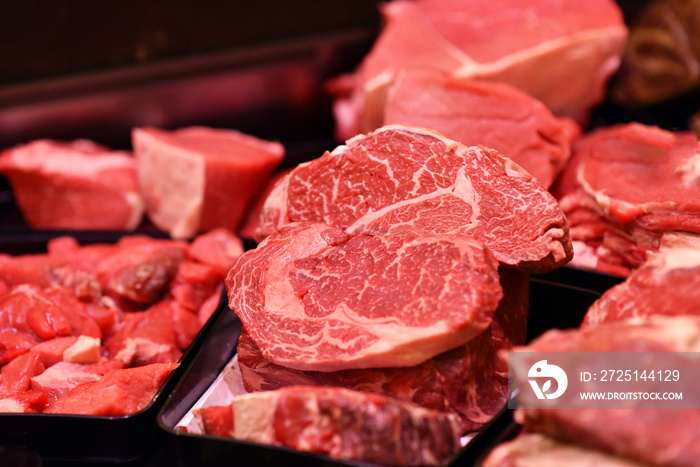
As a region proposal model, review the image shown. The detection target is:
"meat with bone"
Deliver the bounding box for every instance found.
[0,139,144,230]
[383,70,581,188]
[329,0,627,139]
[582,248,700,328]
[554,122,700,276]
[132,126,284,239]
[257,125,572,273]
[194,385,462,467]
[227,222,502,372]
[235,267,528,433]
[510,316,700,467]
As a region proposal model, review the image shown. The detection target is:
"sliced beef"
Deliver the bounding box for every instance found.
[199,386,462,467]
[384,70,580,188]
[510,316,700,467]
[228,222,502,372]
[257,125,572,273]
[0,139,143,230]
[554,122,700,275]
[329,0,627,139]
[483,433,647,467]
[132,126,284,239]
[582,248,700,327]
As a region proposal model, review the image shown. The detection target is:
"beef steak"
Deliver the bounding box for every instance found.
[582,248,700,327]
[329,0,627,139]
[511,316,700,467]
[257,125,572,273]
[384,70,581,188]
[227,222,503,372]
[554,122,700,275]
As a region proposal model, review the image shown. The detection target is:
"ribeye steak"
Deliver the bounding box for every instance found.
[226,222,503,372]
[257,125,572,273]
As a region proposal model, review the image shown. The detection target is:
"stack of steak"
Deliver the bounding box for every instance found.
[483,247,700,467]
[553,122,700,276]
[194,125,573,466]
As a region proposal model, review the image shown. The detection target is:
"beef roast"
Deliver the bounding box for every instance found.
[582,248,700,327]
[329,0,627,139]
[132,126,284,239]
[227,222,503,372]
[196,385,462,467]
[257,125,572,273]
[554,122,700,275]
[0,139,144,230]
[383,70,581,188]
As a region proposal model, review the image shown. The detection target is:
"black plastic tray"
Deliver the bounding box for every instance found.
[0,278,229,466]
[155,277,603,467]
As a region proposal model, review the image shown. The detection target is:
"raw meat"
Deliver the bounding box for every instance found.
[132,126,284,239]
[510,316,700,467]
[257,125,572,273]
[187,227,244,277]
[0,139,144,230]
[236,268,528,433]
[45,362,178,415]
[482,433,647,467]
[198,386,462,467]
[384,70,581,188]
[554,122,700,275]
[96,238,187,308]
[227,222,502,372]
[582,248,700,327]
[329,0,627,139]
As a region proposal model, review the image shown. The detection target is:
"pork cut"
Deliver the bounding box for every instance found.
[257,125,572,273]
[554,122,700,276]
[329,0,627,139]
[227,222,503,372]
[510,316,700,467]
[132,126,284,239]
[195,385,462,467]
[0,139,144,230]
[582,248,700,328]
[384,70,581,188]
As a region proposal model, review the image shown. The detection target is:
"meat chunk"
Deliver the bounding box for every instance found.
[384,71,580,188]
[45,362,178,415]
[199,386,462,467]
[132,126,284,239]
[0,139,143,230]
[257,125,572,272]
[227,222,502,371]
[329,0,627,139]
